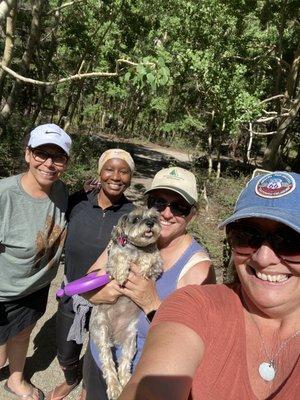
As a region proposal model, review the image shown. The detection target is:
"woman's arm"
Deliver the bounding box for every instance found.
[177,260,216,289]
[118,257,215,313]
[118,322,204,400]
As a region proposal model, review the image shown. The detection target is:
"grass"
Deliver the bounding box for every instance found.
[189,174,248,282]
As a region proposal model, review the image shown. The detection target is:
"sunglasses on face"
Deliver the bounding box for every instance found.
[226,222,300,266]
[31,148,68,167]
[147,196,192,217]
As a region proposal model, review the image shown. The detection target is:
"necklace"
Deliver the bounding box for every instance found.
[250,316,300,382]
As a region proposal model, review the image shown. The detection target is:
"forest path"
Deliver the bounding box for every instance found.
[0,136,195,399]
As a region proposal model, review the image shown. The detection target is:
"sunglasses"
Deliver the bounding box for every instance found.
[147,196,192,217]
[226,222,300,265]
[31,148,68,167]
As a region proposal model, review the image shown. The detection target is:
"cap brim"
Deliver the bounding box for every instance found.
[218,206,300,233]
[145,186,196,205]
[30,138,69,155]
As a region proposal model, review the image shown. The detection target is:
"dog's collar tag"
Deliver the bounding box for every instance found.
[117,236,127,247]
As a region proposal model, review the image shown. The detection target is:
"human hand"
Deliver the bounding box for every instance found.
[117,263,161,314]
[82,278,121,305]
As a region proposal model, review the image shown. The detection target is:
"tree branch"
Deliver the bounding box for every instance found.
[47,0,86,15]
[260,94,286,104]
[255,113,290,123]
[0,59,154,86]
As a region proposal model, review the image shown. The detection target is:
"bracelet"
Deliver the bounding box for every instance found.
[146,309,157,323]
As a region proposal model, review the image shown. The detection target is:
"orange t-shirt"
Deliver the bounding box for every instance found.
[152,284,300,400]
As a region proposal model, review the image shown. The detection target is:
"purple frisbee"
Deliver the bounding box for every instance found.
[56,272,111,297]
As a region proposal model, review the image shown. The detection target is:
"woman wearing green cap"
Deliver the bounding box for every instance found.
[82,166,215,400]
[46,149,135,400]
[119,171,300,400]
[0,124,71,400]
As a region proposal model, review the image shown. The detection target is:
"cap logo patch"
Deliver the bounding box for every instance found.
[166,168,182,180]
[255,172,296,198]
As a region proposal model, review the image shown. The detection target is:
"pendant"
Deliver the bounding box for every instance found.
[258,362,276,381]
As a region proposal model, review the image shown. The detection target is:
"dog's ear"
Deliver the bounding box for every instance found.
[111,214,128,242]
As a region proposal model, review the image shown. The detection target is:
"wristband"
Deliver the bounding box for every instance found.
[146,310,157,323]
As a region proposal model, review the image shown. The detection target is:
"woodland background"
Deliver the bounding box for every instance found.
[0,0,299,181]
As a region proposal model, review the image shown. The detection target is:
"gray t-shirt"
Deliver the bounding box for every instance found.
[0,174,68,300]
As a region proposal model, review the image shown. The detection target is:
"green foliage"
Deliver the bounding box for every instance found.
[63,134,106,193]
[0,0,299,173]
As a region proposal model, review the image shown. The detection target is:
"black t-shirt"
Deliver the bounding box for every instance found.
[64,188,134,283]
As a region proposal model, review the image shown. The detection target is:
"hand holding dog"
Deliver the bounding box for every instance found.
[118,263,161,314]
[83,277,121,305]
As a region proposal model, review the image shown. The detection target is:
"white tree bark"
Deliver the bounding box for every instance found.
[0,0,17,21]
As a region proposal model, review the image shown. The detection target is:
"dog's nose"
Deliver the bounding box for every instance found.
[146,220,154,228]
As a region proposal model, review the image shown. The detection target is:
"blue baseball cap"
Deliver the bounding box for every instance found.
[219,171,300,233]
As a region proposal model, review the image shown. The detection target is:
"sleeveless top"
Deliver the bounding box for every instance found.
[90,238,208,371]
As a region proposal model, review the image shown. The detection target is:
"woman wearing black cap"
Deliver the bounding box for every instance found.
[119,171,300,400]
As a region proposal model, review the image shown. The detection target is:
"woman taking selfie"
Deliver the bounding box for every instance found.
[119,171,300,400]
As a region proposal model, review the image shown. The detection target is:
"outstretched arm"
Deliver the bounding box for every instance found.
[118,322,204,400]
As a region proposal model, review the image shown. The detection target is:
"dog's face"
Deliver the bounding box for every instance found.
[112,207,161,247]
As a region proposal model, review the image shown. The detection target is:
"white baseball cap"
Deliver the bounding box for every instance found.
[28,123,72,155]
[145,167,198,205]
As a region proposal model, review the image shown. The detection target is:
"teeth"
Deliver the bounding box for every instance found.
[40,170,55,176]
[160,220,171,226]
[256,271,289,282]
[144,231,154,237]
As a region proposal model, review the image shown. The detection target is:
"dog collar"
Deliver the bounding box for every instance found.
[117,235,128,247]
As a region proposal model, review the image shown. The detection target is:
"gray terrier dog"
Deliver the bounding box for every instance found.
[90,207,163,400]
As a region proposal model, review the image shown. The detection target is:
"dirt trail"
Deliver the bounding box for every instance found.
[0,138,194,399]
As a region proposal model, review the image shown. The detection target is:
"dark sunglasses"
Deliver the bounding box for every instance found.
[31,148,68,167]
[147,196,192,217]
[226,222,300,265]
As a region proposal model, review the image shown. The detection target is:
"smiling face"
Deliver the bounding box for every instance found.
[148,189,195,245]
[231,218,300,316]
[99,158,131,201]
[25,144,68,189]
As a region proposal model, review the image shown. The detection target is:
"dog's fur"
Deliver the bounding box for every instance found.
[90,207,163,400]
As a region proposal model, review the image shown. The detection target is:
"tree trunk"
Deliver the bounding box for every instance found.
[31,0,63,125]
[0,3,17,99]
[207,111,214,177]
[1,0,43,121]
[0,0,17,21]
[262,40,300,169]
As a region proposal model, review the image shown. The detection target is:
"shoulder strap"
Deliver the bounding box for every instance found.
[177,252,210,283]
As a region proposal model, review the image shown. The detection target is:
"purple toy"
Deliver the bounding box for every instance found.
[56,271,111,297]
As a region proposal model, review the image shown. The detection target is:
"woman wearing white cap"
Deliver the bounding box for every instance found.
[0,124,72,400]
[46,149,135,400]
[82,166,215,400]
[119,171,300,400]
